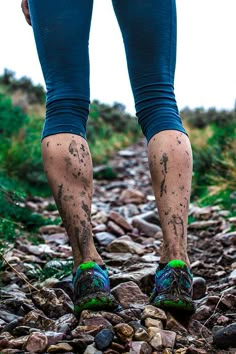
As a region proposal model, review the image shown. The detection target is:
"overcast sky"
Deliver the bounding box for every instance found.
[1,0,236,114]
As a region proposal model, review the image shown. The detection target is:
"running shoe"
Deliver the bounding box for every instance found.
[150,259,195,313]
[73,261,119,316]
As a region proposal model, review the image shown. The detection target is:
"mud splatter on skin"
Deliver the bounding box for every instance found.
[180,185,185,191]
[63,195,74,202]
[82,201,91,222]
[176,136,182,144]
[81,176,90,190]
[168,214,184,239]
[80,220,90,245]
[164,208,171,216]
[64,157,72,171]
[160,152,168,197]
[149,154,157,174]
[46,142,50,148]
[80,144,85,152]
[69,140,79,157]
[57,183,63,215]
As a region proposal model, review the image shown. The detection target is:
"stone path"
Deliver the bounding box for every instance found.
[0,139,235,353]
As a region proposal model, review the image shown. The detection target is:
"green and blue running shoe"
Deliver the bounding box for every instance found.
[150,259,195,313]
[73,261,119,316]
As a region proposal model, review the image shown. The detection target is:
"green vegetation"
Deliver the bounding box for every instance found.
[182,107,236,213]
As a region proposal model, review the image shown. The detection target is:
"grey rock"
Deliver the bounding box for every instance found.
[132,217,161,237]
[213,322,236,348]
[130,341,152,354]
[192,277,207,300]
[95,232,116,246]
[94,329,114,350]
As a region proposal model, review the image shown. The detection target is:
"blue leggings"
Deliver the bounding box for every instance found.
[28,0,186,142]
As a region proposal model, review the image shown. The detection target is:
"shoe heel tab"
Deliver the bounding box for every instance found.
[79,261,97,270]
[168,260,186,268]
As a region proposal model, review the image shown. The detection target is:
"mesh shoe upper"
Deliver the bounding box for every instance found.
[73,261,110,299]
[150,259,194,312]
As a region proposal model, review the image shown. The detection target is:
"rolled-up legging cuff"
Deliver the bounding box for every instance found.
[41,98,89,141]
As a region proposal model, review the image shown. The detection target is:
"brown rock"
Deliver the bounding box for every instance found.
[45,331,66,346]
[111,281,149,309]
[39,225,65,234]
[118,308,142,322]
[192,305,212,321]
[47,342,73,353]
[144,317,163,329]
[54,313,78,334]
[134,328,149,341]
[99,312,124,325]
[108,211,133,231]
[148,331,162,350]
[110,341,126,353]
[71,325,104,338]
[107,236,145,255]
[110,263,156,292]
[130,341,152,354]
[119,189,146,204]
[221,294,236,308]
[141,305,167,322]
[186,346,207,354]
[81,316,112,329]
[21,310,56,331]
[148,327,176,350]
[166,312,187,333]
[2,350,27,354]
[188,220,219,230]
[8,335,28,349]
[187,319,211,338]
[132,217,161,237]
[32,288,74,319]
[113,323,134,342]
[107,220,125,236]
[25,332,48,353]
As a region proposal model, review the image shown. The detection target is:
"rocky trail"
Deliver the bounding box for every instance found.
[0,139,235,354]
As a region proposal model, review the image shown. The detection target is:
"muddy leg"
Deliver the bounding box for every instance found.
[148,130,192,266]
[42,133,103,273]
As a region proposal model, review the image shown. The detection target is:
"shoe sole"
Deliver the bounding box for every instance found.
[152,294,195,313]
[74,292,119,316]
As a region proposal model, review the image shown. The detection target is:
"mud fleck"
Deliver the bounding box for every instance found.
[46,141,50,148]
[63,195,74,202]
[82,201,91,222]
[168,214,184,239]
[80,144,85,152]
[64,157,72,172]
[69,140,79,157]
[160,153,168,197]
[177,137,182,144]
[57,183,63,214]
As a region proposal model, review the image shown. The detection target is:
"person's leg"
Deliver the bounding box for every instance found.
[112,0,191,265]
[112,0,194,311]
[28,0,118,314]
[27,0,102,271]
